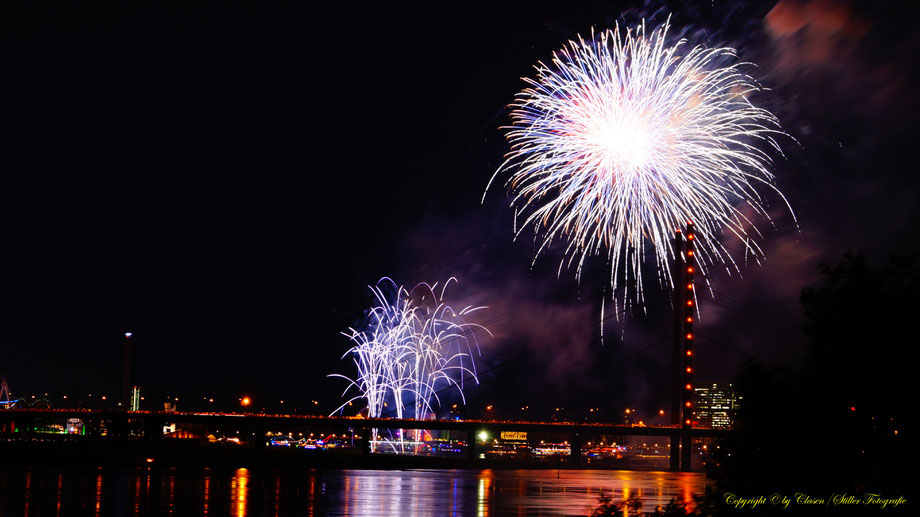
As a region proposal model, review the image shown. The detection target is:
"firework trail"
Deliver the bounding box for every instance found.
[331,278,488,452]
[485,18,794,310]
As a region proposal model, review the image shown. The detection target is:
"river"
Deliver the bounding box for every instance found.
[0,467,709,516]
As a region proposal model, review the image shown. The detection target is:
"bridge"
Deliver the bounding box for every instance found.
[0,408,727,471]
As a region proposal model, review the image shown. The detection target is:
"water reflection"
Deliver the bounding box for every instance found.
[94,471,103,517]
[55,472,62,517]
[168,471,176,515]
[478,469,492,517]
[231,467,249,517]
[134,470,142,515]
[203,475,211,516]
[0,467,707,516]
[272,474,281,517]
[329,469,707,516]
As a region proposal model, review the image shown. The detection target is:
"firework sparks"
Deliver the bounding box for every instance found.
[485,18,794,309]
[331,278,488,451]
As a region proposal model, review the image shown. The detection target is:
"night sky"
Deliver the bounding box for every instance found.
[1,2,917,419]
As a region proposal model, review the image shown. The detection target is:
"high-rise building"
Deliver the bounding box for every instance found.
[692,384,741,428]
[130,386,141,412]
[122,332,133,410]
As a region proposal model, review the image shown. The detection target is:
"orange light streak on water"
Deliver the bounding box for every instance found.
[231,468,249,517]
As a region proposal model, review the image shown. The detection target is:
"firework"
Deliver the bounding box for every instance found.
[485,18,794,308]
[331,278,488,451]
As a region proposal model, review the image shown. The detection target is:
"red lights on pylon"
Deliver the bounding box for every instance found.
[675,223,697,439]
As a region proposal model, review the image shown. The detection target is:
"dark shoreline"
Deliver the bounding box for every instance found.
[0,441,683,472]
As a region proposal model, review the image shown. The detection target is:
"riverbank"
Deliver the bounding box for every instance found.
[0,440,681,471]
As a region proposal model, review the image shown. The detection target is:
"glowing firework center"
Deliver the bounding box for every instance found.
[574,95,657,175]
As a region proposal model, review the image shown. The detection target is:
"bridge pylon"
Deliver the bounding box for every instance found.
[670,222,697,472]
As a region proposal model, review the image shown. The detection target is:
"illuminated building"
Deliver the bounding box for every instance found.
[692,384,741,429]
[130,386,141,412]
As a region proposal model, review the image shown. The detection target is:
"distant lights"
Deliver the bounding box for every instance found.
[686,317,693,323]
[687,267,694,273]
[685,401,692,407]
[687,234,695,240]
[125,332,133,338]
[685,419,691,425]
[686,350,692,356]
[685,384,692,390]
[686,367,692,373]
[687,250,694,257]
[686,333,693,340]
[686,300,693,306]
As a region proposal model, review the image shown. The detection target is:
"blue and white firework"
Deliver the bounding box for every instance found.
[486,19,794,308]
[331,278,487,423]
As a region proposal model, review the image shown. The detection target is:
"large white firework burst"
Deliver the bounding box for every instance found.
[486,18,794,309]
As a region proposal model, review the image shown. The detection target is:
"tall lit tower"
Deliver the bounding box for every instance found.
[670,222,696,471]
[122,332,133,411]
[681,222,696,471]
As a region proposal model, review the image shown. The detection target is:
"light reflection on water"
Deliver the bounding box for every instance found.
[231,468,249,517]
[1,467,708,516]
